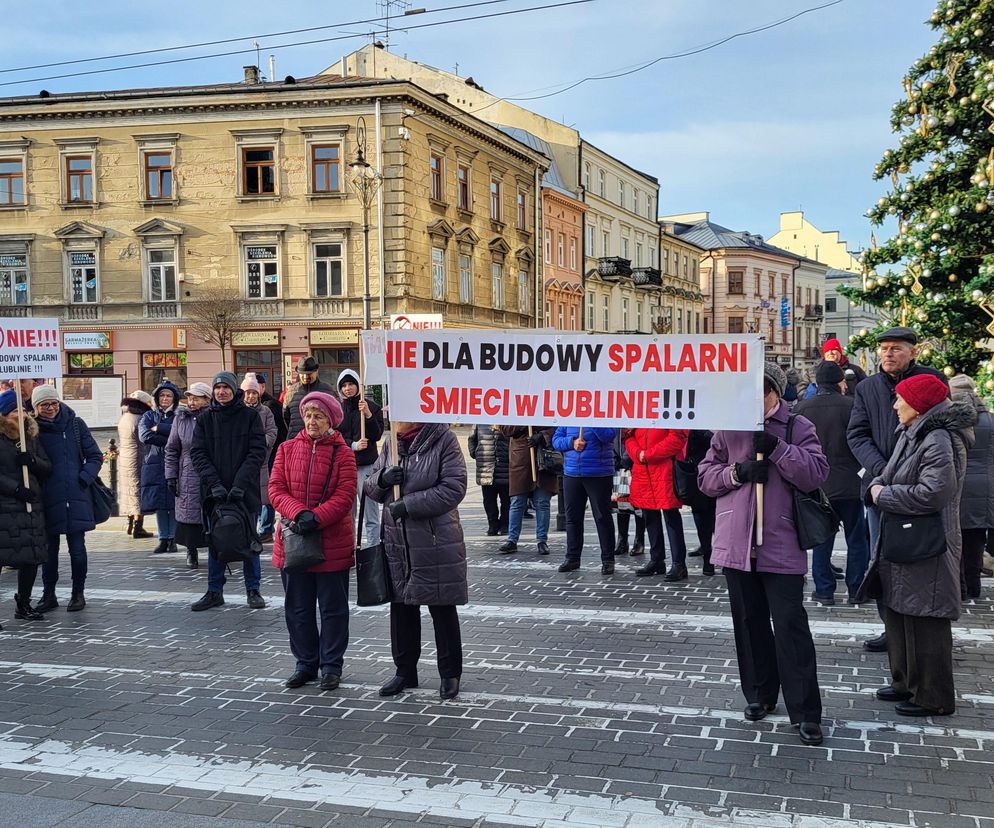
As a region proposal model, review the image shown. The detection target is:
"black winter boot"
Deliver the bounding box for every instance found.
[186,548,199,569]
[153,539,170,554]
[14,594,43,620]
[66,592,86,612]
[132,517,152,539]
[34,590,58,613]
[127,516,135,536]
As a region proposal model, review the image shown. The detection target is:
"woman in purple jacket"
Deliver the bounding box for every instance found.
[699,362,829,747]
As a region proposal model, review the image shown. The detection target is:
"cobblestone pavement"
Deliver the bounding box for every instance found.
[1,439,993,827]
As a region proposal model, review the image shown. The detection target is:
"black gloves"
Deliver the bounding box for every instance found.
[15,451,36,471]
[13,485,38,504]
[210,485,228,501]
[227,487,244,503]
[166,479,179,496]
[295,510,320,534]
[527,433,545,448]
[752,431,779,456]
[620,456,633,471]
[380,465,404,487]
[735,460,770,485]
[388,499,408,519]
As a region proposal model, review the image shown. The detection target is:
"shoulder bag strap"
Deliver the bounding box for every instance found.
[785,414,795,446]
[71,418,85,464]
[314,444,337,506]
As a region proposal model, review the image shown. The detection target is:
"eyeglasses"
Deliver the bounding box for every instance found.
[36,401,60,410]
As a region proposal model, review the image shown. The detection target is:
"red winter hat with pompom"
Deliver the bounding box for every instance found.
[895,374,948,416]
[821,337,843,356]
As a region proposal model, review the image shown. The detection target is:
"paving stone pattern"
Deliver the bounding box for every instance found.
[1,436,993,827]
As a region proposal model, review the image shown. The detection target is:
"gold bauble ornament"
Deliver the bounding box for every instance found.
[943,326,951,335]
[977,202,989,213]
[921,348,932,359]
[864,278,875,290]
[944,366,956,377]
[948,273,958,282]
[987,380,994,392]
[931,232,941,241]
[876,277,887,287]
[916,310,929,321]
[902,275,914,286]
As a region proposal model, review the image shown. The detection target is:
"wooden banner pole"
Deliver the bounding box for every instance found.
[13,379,32,514]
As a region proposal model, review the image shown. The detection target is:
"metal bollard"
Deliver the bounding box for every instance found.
[105,438,120,517]
[555,474,566,532]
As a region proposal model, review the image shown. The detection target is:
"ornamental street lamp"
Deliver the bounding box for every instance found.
[349,116,382,330]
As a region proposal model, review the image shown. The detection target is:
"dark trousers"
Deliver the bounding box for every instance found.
[390,602,463,680]
[883,607,955,712]
[482,483,509,532]
[43,532,87,593]
[281,569,350,678]
[962,528,986,596]
[691,501,715,566]
[643,508,688,568]
[617,510,645,545]
[11,564,38,599]
[811,498,869,599]
[724,566,822,724]
[564,475,615,563]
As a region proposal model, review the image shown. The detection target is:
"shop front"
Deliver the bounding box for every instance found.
[232,330,284,397]
[308,328,360,390]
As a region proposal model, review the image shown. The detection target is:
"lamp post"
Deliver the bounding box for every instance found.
[349,116,382,330]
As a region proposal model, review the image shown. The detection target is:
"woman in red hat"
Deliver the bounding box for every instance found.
[867,373,973,717]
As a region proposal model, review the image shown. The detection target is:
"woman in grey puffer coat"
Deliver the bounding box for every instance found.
[868,374,975,717]
[164,384,212,569]
[365,421,468,701]
[949,374,993,599]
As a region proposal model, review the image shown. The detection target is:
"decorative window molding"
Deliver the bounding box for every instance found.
[134,133,179,205]
[300,124,349,199]
[230,128,283,200]
[302,222,351,299]
[0,138,30,210]
[55,137,99,207]
[232,224,286,299]
[0,233,34,306]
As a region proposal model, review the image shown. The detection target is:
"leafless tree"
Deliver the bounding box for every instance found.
[184,286,246,371]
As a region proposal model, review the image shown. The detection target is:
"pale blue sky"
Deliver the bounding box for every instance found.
[4,0,936,252]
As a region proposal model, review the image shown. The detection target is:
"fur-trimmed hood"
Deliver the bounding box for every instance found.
[0,413,38,441]
[907,398,977,446]
[121,397,152,416]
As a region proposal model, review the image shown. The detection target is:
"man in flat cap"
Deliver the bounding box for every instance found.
[846,326,948,652]
[283,356,335,439]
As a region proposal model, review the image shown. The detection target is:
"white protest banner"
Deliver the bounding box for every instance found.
[390,313,444,330]
[0,317,62,380]
[385,331,765,431]
[360,330,388,385]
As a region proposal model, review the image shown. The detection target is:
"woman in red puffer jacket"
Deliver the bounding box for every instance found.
[269,391,357,692]
[625,427,689,581]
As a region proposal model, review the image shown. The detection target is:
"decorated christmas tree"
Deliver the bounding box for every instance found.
[843,0,994,385]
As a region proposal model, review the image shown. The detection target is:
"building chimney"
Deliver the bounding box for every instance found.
[243,65,260,84]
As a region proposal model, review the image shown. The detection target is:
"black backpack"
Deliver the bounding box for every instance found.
[206,501,261,563]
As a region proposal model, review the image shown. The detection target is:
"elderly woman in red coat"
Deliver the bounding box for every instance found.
[625,427,690,580]
[269,391,357,692]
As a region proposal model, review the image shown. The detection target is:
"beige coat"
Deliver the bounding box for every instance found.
[116,398,150,516]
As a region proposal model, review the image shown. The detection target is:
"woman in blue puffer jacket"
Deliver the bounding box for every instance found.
[551,426,616,574]
[139,381,179,555]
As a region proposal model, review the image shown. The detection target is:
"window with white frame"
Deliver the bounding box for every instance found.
[516,190,527,230]
[602,230,610,257]
[145,247,177,302]
[458,253,473,304]
[586,292,594,330]
[601,296,609,331]
[583,163,590,191]
[431,246,447,301]
[622,298,629,330]
[569,237,577,271]
[633,187,639,213]
[557,304,564,329]
[143,151,173,201]
[430,152,444,201]
[618,180,625,207]
[598,169,605,198]
[517,269,528,313]
[636,300,643,331]
[311,144,341,193]
[66,155,94,203]
[0,158,25,206]
[621,236,629,260]
[662,248,669,273]
[68,250,98,304]
[683,255,688,276]
[649,245,656,267]
[557,233,565,267]
[584,225,594,258]
[545,301,551,328]
[457,163,471,210]
[635,242,643,267]
[314,242,344,297]
[491,262,504,308]
[0,250,29,305]
[569,305,576,330]
[490,179,502,222]
[244,245,279,299]
[544,229,552,264]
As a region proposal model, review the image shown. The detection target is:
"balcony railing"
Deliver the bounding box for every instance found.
[312,299,351,318]
[146,302,180,319]
[243,300,285,319]
[0,305,31,317]
[632,267,662,289]
[66,305,100,321]
[597,257,632,281]
[803,303,824,320]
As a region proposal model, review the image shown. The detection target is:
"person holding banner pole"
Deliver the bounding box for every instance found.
[552,425,617,574]
[498,425,555,554]
[32,385,104,614]
[0,388,52,622]
[698,362,829,746]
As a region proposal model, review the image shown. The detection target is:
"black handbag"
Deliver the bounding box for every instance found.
[854,553,882,603]
[355,492,393,606]
[672,458,700,504]
[785,416,839,549]
[880,511,946,563]
[537,448,564,476]
[72,419,115,525]
[280,445,337,572]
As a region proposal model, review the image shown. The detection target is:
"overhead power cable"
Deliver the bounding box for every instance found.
[0,0,515,76]
[0,0,592,90]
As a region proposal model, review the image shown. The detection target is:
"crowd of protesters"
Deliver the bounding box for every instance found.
[0,329,990,739]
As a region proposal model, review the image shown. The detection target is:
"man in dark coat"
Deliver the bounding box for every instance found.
[795,360,868,605]
[31,384,103,613]
[256,373,287,464]
[336,368,384,548]
[847,326,948,651]
[283,356,335,439]
[190,371,268,611]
